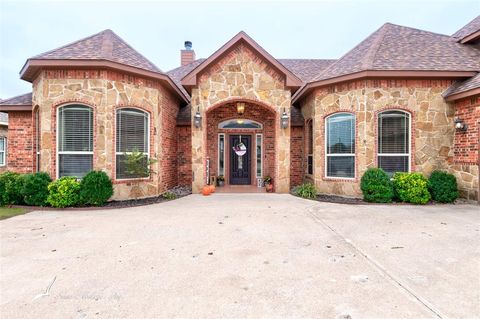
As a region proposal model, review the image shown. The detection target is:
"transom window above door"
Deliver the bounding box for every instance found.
[219,119,262,129]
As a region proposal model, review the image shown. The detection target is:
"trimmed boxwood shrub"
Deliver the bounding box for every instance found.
[47,177,81,208]
[428,171,458,203]
[295,183,317,199]
[392,172,431,205]
[0,172,25,206]
[360,168,394,203]
[79,171,113,206]
[21,172,52,206]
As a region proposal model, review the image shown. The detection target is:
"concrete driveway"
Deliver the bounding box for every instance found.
[0,194,479,319]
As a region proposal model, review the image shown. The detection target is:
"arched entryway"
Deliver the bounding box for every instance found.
[205,100,276,188]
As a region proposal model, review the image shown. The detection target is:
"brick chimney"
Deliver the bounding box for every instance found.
[181,41,195,66]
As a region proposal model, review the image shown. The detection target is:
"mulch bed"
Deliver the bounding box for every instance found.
[10,186,192,211]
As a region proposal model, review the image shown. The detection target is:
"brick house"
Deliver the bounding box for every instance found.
[1,17,479,201]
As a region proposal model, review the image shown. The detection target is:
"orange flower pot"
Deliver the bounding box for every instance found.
[202,186,212,196]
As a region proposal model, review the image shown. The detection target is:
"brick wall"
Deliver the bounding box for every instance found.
[177,125,192,186]
[290,126,304,187]
[6,111,34,173]
[159,87,180,191]
[206,102,276,185]
[453,96,479,164]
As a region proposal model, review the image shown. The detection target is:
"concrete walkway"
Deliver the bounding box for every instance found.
[0,194,479,318]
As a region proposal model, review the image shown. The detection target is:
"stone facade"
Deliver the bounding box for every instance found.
[32,69,180,200]
[189,43,292,193]
[301,79,457,197]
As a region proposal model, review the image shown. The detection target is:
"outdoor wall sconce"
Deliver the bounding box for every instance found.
[194,107,202,128]
[281,109,289,129]
[454,117,468,131]
[236,102,245,115]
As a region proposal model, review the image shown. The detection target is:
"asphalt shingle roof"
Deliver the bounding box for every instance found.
[0,93,32,106]
[313,23,480,82]
[452,15,480,41]
[443,73,480,97]
[33,29,162,73]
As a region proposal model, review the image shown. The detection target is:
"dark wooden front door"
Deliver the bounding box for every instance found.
[229,135,251,185]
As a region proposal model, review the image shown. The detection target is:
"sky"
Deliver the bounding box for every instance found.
[0,0,478,98]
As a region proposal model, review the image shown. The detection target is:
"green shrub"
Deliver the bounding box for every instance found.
[162,191,177,200]
[392,172,431,205]
[21,172,52,206]
[79,171,113,206]
[428,171,458,203]
[47,177,81,208]
[360,168,394,203]
[295,183,317,199]
[0,172,25,206]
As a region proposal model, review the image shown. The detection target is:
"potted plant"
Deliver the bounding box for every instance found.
[263,176,274,193]
[217,175,225,187]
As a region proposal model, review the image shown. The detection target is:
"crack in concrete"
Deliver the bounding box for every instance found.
[306,205,448,319]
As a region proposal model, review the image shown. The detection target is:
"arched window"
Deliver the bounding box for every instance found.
[325,113,355,178]
[377,110,410,175]
[219,119,262,129]
[57,104,93,178]
[116,108,150,179]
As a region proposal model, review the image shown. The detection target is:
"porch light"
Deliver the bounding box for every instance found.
[194,107,202,128]
[280,109,289,129]
[236,102,245,115]
[454,117,467,131]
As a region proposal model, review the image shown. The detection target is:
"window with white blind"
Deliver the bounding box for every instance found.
[377,110,410,175]
[116,108,149,179]
[0,137,6,166]
[325,113,355,178]
[256,134,262,178]
[57,105,93,178]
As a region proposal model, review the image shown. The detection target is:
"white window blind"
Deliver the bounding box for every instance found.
[307,120,313,175]
[57,105,93,178]
[378,110,410,175]
[116,108,149,179]
[325,113,355,178]
[0,137,5,166]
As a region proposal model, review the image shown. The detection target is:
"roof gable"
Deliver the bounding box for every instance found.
[181,32,302,90]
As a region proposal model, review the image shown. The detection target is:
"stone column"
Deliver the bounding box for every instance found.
[275,106,291,193]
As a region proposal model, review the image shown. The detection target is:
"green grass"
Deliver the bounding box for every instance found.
[0,207,28,220]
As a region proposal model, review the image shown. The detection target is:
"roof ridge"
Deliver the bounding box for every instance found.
[362,23,390,69]
[33,29,109,59]
[384,22,452,38]
[310,23,388,82]
[107,30,163,73]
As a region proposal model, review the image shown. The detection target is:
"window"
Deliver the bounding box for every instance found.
[256,134,262,178]
[0,137,5,166]
[218,134,225,176]
[325,113,355,178]
[219,119,262,129]
[35,109,40,172]
[57,105,93,178]
[116,108,149,179]
[378,110,410,175]
[307,120,313,175]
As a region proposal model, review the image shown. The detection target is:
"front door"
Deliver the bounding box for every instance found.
[229,135,251,185]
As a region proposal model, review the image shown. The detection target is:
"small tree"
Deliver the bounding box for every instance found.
[121,150,157,199]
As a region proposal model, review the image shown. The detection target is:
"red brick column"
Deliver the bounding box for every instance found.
[7,111,34,173]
